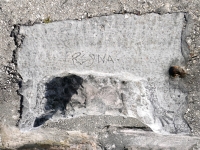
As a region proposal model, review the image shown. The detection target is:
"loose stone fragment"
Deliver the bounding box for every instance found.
[169,66,186,78]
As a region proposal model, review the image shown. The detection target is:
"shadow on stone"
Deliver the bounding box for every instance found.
[16,143,52,150]
[33,74,83,127]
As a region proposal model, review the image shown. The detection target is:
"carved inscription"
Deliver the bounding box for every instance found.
[71,52,114,67]
[19,13,185,77]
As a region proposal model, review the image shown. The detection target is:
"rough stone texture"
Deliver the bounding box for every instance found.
[0,0,200,149]
[18,13,190,134]
[0,125,99,150]
[42,116,152,133]
[98,129,200,150]
[1,126,200,150]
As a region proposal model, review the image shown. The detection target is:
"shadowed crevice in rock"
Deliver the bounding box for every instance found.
[16,81,24,127]
[33,74,83,127]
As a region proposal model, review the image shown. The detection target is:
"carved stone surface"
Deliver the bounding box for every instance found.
[18,13,190,134]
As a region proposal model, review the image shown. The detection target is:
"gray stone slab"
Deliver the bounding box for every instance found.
[98,129,200,150]
[18,13,190,134]
[42,116,152,133]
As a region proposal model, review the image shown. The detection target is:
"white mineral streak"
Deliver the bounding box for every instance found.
[18,13,190,134]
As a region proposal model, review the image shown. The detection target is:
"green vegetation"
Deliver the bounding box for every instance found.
[43,16,52,24]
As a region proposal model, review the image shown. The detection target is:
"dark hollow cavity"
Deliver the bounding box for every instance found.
[33,74,83,127]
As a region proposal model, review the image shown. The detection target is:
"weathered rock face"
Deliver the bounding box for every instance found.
[17,13,190,134]
[1,0,200,149]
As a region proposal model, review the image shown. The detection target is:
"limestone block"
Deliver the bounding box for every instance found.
[18,13,190,134]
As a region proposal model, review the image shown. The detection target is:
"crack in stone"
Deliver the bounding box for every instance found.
[10,24,24,126]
